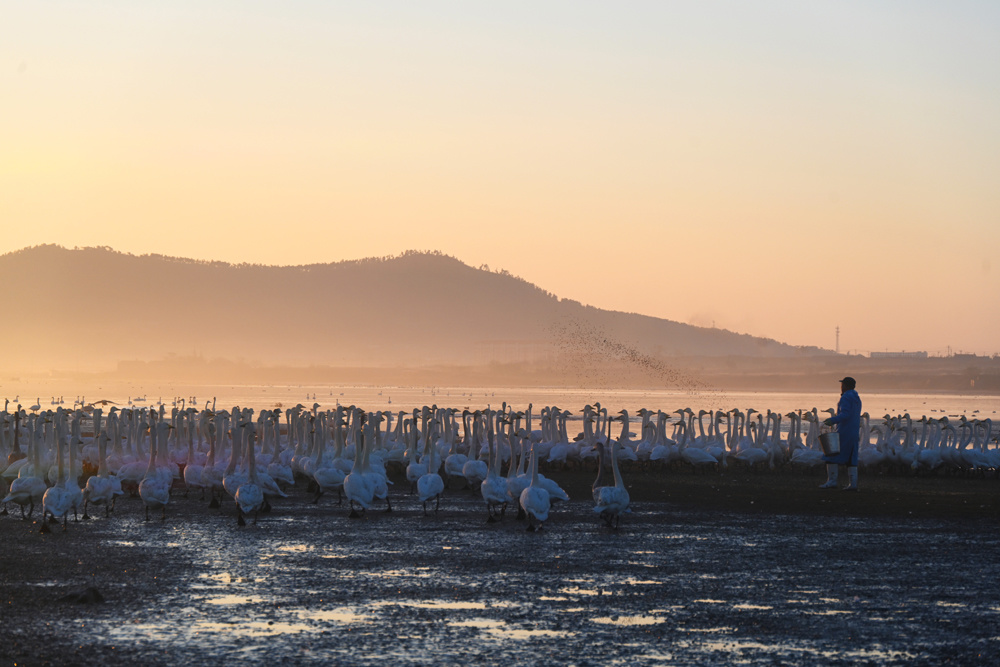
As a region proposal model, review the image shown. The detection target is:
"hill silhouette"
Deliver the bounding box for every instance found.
[0,245,823,380]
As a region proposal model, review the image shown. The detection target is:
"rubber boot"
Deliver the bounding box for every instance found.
[819,464,838,489]
[843,466,858,491]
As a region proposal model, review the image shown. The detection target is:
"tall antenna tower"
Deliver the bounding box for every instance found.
[836,326,840,354]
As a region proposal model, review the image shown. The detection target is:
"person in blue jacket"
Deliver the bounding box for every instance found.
[820,376,862,491]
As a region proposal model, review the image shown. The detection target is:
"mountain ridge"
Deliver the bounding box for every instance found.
[0,245,826,376]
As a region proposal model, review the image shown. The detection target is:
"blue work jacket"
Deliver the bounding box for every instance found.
[828,389,862,447]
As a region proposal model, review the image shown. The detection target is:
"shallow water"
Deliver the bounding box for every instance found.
[8,382,998,426]
[36,493,1000,665]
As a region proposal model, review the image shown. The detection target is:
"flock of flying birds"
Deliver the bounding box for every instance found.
[1,397,997,534]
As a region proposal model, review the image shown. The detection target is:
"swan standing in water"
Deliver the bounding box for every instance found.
[443,409,469,488]
[40,417,74,533]
[139,420,171,521]
[593,413,631,529]
[519,441,550,532]
[222,421,250,501]
[183,420,207,499]
[83,430,118,519]
[506,421,533,517]
[480,413,508,522]
[234,423,264,526]
[462,410,489,489]
[343,413,376,518]
[312,416,347,505]
[3,414,47,520]
[416,413,445,515]
[403,412,426,494]
[366,413,393,513]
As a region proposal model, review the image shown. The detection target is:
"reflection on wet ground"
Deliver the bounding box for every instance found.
[15,493,1000,664]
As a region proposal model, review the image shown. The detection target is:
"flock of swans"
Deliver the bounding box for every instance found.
[1,399,997,534]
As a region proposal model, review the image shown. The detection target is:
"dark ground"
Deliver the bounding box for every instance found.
[2,467,999,666]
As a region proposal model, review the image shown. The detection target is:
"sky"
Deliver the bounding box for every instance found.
[4,1,999,356]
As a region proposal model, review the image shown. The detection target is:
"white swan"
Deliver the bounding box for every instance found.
[364,414,393,513]
[480,413,508,522]
[3,415,47,520]
[83,430,118,519]
[679,421,719,470]
[405,415,428,494]
[443,409,469,486]
[40,419,74,533]
[234,423,264,526]
[138,420,171,521]
[222,421,250,501]
[417,440,445,515]
[594,416,630,528]
[519,442,550,532]
[462,410,489,488]
[312,416,347,505]
[200,414,226,507]
[343,413,376,518]
[182,420,207,499]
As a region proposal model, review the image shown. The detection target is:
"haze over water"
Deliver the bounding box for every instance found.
[7,383,995,426]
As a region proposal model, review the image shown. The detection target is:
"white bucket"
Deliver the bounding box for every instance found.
[819,432,840,456]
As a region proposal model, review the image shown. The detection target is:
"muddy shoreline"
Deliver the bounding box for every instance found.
[2,469,999,665]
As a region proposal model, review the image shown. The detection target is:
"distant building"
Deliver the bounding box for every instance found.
[869,351,928,359]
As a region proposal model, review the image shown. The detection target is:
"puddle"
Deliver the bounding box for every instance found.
[103,623,178,642]
[732,604,773,610]
[805,610,854,616]
[451,619,574,640]
[192,621,311,636]
[684,626,737,633]
[592,615,666,626]
[297,608,371,624]
[683,638,916,662]
[371,600,487,610]
[367,569,432,578]
[202,595,267,605]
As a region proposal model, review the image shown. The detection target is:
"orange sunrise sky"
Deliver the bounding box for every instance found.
[3,2,999,355]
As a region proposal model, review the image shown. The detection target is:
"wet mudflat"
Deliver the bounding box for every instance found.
[2,473,1000,666]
